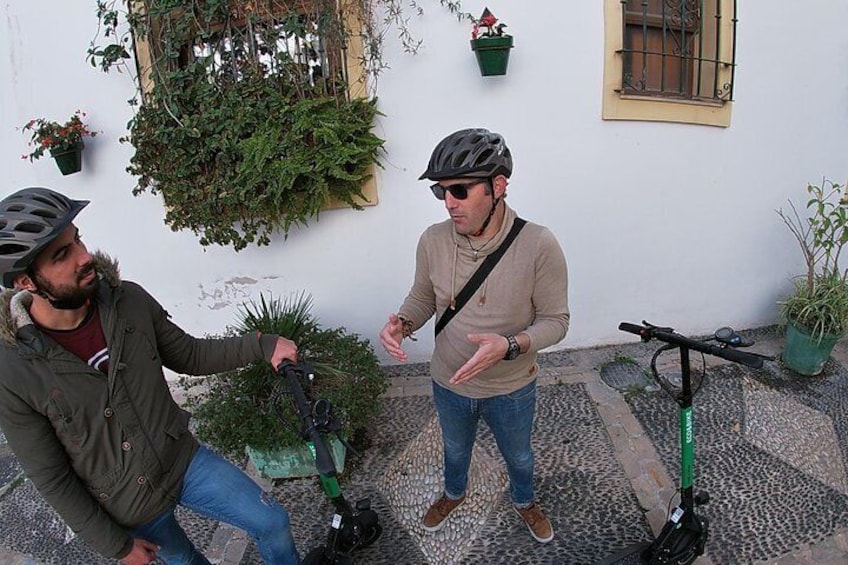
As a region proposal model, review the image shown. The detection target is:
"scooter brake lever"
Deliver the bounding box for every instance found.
[642,320,675,333]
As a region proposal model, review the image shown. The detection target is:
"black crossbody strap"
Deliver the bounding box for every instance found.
[435,218,527,336]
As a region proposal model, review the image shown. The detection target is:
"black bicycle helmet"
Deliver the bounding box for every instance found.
[419,128,513,181]
[0,187,89,288]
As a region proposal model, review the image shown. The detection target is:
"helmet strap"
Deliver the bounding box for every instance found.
[45,295,90,311]
[26,267,92,311]
[32,286,90,311]
[472,193,502,237]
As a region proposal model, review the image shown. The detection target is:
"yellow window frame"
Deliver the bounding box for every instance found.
[602,0,736,128]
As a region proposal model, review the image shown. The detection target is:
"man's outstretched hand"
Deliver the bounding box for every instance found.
[449,333,509,385]
[379,313,408,362]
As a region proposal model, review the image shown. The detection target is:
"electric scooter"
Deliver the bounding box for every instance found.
[272,361,382,564]
[601,321,771,565]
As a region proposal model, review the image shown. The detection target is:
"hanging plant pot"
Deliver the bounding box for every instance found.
[782,319,844,376]
[470,35,514,77]
[50,141,84,175]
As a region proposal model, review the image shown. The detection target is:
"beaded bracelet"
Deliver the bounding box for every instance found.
[397,314,418,342]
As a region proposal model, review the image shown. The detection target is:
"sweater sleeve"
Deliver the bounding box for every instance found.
[523,227,570,352]
[397,231,438,331]
[0,387,132,558]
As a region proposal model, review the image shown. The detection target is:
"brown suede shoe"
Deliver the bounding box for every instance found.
[514,503,554,543]
[422,493,466,532]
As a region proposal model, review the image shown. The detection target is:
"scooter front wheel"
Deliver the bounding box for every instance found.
[350,510,382,550]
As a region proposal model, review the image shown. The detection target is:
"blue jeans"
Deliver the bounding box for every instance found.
[432,379,537,507]
[129,446,300,564]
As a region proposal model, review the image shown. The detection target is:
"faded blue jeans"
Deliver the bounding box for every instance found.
[432,379,537,507]
[129,445,300,564]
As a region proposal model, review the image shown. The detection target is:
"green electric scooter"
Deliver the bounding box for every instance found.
[602,321,770,565]
[272,361,382,564]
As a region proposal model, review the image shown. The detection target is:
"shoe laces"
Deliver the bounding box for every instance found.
[434,496,461,516]
[519,504,544,525]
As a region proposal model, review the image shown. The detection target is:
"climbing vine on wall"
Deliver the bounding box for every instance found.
[89,0,470,250]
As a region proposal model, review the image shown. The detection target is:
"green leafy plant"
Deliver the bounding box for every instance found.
[89,1,474,87]
[183,292,388,459]
[127,68,384,249]
[20,111,98,162]
[777,177,848,340]
[87,0,472,250]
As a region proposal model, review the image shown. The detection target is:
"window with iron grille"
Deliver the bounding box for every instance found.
[619,0,736,103]
[187,9,344,96]
[116,1,381,250]
[134,0,358,100]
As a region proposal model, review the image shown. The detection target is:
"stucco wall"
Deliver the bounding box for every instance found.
[2,2,847,364]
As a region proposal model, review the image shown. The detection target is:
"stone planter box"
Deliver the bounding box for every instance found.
[246,437,346,479]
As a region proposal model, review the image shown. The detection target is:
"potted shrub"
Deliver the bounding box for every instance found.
[182,293,388,478]
[470,8,514,77]
[777,177,848,375]
[21,110,98,175]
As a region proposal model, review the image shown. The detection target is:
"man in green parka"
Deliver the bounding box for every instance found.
[0,187,301,564]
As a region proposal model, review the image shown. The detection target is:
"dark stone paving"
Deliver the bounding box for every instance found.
[3,326,848,564]
[627,360,848,564]
[0,479,217,565]
[0,430,23,496]
[244,388,653,564]
[0,446,22,492]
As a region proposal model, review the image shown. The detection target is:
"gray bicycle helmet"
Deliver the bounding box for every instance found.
[0,187,89,288]
[419,128,513,181]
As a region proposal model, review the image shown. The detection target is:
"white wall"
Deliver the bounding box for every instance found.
[2,2,847,363]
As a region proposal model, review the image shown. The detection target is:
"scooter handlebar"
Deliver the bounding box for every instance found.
[619,322,649,339]
[708,343,764,368]
[618,322,764,369]
[278,361,338,477]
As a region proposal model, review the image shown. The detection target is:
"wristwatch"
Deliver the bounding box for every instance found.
[503,335,521,360]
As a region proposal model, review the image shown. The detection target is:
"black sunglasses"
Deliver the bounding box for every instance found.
[429,179,489,201]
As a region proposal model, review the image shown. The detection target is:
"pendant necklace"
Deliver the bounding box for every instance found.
[464,233,498,262]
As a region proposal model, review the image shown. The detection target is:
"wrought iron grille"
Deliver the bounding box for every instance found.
[144,0,349,99]
[619,0,737,102]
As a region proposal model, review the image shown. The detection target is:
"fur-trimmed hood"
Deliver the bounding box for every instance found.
[0,251,120,346]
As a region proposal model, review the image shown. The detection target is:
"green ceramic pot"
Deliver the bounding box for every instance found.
[470,35,514,77]
[782,319,843,376]
[50,141,84,175]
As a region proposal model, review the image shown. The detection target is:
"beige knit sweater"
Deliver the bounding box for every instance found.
[398,205,570,398]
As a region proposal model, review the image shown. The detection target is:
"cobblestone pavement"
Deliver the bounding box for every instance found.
[2,326,848,564]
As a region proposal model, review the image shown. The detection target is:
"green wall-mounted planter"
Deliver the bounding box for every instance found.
[470,35,514,77]
[50,141,84,175]
[782,319,843,376]
[246,437,346,479]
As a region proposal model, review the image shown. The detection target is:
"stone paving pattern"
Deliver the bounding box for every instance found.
[3,325,848,564]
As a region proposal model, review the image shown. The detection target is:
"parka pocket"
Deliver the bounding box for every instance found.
[84,465,125,502]
[158,409,192,474]
[47,389,84,448]
[165,409,191,440]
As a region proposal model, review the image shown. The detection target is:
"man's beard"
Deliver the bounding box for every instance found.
[32,264,99,310]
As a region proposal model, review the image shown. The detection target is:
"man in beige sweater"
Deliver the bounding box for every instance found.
[379,128,569,543]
